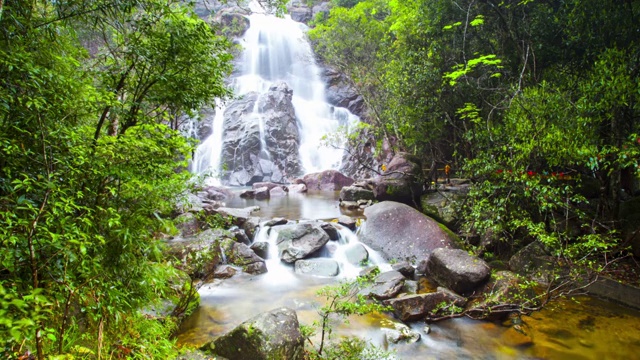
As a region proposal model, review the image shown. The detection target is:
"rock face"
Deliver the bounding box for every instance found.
[211,8,250,37]
[321,67,366,117]
[202,307,304,360]
[275,223,330,263]
[294,259,340,277]
[220,83,302,186]
[300,170,354,191]
[385,288,467,322]
[371,152,423,205]
[360,201,457,264]
[426,248,491,295]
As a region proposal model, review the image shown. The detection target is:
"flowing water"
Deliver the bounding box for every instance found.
[177,190,640,359]
[180,4,640,358]
[190,5,359,183]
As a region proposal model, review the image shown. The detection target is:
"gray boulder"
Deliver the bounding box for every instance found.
[201,307,304,360]
[384,288,467,322]
[392,261,415,279]
[381,320,421,344]
[270,186,287,197]
[508,241,558,284]
[289,5,312,23]
[242,216,261,241]
[288,183,307,193]
[250,241,270,259]
[227,242,267,275]
[264,218,288,227]
[345,243,369,266]
[340,185,375,202]
[300,170,354,191]
[255,186,270,200]
[360,201,457,264]
[426,248,491,295]
[371,152,423,205]
[275,223,330,263]
[294,259,340,277]
[363,270,406,300]
[320,222,340,241]
[337,215,357,230]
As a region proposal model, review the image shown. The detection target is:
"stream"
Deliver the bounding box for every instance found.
[176,190,640,359]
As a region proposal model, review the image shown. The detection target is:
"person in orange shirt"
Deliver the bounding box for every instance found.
[444,164,451,184]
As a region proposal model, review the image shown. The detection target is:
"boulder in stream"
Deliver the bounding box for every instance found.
[385,288,467,322]
[300,170,354,191]
[360,201,458,264]
[227,242,267,275]
[275,223,330,263]
[294,258,340,277]
[425,248,491,295]
[201,307,304,360]
[362,270,406,300]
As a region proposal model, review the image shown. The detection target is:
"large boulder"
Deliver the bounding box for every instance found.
[385,288,467,322]
[370,152,423,205]
[359,201,457,264]
[339,185,375,202]
[165,229,228,279]
[508,241,558,284]
[275,223,330,263]
[201,307,304,360]
[300,170,354,191]
[294,259,340,277]
[220,83,302,186]
[425,248,491,295]
[344,243,369,266]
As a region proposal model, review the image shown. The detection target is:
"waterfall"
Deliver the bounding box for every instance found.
[191,5,359,184]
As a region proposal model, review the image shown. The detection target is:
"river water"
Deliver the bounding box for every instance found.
[177,190,640,359]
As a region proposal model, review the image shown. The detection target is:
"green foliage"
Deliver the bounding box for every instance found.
[0,0,233,357]
[303,272,393,359]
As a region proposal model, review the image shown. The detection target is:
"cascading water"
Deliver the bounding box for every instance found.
[190,4,359,184]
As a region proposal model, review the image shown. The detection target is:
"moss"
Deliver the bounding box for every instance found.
[437,222,465,250]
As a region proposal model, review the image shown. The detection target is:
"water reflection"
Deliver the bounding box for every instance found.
[225,190,362,220]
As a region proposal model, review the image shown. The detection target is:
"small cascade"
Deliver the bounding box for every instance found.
[190,4,360,184]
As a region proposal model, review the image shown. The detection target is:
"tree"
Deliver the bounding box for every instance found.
[0,0,233,357]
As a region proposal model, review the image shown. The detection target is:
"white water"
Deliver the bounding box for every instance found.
[191,5,359,182]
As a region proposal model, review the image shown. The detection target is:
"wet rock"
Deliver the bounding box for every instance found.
[360,201,457,264]
[385,288,467,322]
[202,307,304,360]
[199,185,234,201]
[300,170,354,191]
[340,185,375,202]
[289,5,312,23]
[288,183,307,193]
[254,186,270,200]
[250,241,270,259]
[253,182,284,191]
[231,228,251,245]
[370,152,423,206]
[426,248,491,295]
[294,259,340,277]
[214,265,237,279]
[270,186,287,197]
[381,319,421,344]
[508,241,557,284]
[240,190,256,199]
[265,218,288,227]
[275,223,330,263]
[227,242,267,275]
[220,83,302,186]
[363,270,406,300]
[242,216,261,241]
[338,215,357,230]
[345,243,369,266]
[402,280,419,295]
[320,222,340,241]
[392,261,416,279]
